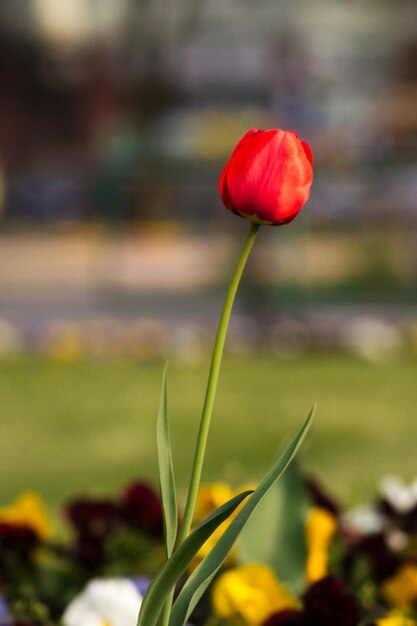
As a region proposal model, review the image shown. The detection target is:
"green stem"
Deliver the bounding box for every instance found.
[177,221,260,546]
[158,222,260,626]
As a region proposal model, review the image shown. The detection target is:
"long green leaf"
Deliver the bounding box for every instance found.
[157,365,177,558]
[238,458,309,593]
[136,490,253,626]
[169,404,316,626]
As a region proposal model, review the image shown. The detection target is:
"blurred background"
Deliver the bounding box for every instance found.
[0,0,416,510]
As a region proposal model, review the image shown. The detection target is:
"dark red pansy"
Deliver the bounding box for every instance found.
[65,498,119,536]
[265,577,360,626]
[343,533,402,584]
[302,575,361,626]
[0,523,39,558]
[263,609,305,625]
[73,533,107,571]
[119,482,163,539]
[377,497,417,533]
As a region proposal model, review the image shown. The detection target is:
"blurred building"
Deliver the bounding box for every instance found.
[0,0,416,224]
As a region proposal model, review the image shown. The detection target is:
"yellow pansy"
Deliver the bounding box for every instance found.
[0,492,53,540]
[377,613,416,626]
[194,483,235,524]
[190,523,236,572]
[190,483,250,571]
[212,563,298,626]
[382,564,417,612]
[306,506,337,583]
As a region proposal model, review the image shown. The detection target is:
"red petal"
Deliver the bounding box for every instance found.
[301,141,313,166]
[218,164,233,210]
[225,129,312,223]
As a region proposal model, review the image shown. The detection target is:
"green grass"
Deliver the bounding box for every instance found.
[0,354,416,512]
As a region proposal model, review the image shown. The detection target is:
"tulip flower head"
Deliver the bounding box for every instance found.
[219,129,313,225]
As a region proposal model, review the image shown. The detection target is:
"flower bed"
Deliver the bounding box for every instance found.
[1,475,417,625]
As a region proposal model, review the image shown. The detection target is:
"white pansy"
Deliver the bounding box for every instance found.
[380,476,417,513]
[62,578,143,626]
[343,505,386,535]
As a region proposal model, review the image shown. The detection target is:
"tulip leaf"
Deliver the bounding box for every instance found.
[136,490,253,626]
[238,458,309,593]
[169,404,316,626]
[157,364,177,558]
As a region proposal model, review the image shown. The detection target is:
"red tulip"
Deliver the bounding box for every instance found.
[219,129,313,225]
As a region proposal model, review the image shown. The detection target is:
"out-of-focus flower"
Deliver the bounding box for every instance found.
[306,507,337,583]
[65,498,119,536]
[302,576,360,626]
[194,483,235,524]
[72,533,107,571]
[263,609,304,625]
[219,129,313,225]
[190,524,236,573]
[343,533,401,585]
[264,576,360,626]
[343,505,386,536]
[131,577,151,597]
[119,482,163,539]
[61,578,142,626]
[377,614,416,626]
[190,483,250,572]
[64,484,165,571]
[0,492,52,540]
[65,498,120,570]
[212,563,298,626]
[379,477,417,516]
[0,595,10,624]
[0,492,46,581]
[377,476,417,534]
[382,564,417,612]
[0,522,39,572]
